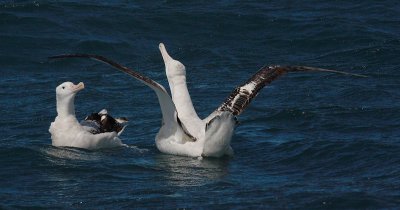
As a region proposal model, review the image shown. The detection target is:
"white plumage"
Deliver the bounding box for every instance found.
[155,43,235,157]
[49,82,124,150]
[49,44,364,157]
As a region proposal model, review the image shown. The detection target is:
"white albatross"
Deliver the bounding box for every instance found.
[49,43,365,157]
[49,81,127,150]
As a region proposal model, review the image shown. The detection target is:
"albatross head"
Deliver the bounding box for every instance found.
[159,43,186,78]
[55,81,85,117]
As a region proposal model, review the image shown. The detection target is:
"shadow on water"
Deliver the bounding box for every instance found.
[153,154,232,187]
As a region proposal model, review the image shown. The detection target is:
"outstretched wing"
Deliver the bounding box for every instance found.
[49,54,197,141]
[217,65,366,116]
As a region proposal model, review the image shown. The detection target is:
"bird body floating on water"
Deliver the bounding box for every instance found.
[49,43,365,157]
[49,82,128,150]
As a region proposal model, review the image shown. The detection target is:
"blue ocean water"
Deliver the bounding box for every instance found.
[1,0,399,208]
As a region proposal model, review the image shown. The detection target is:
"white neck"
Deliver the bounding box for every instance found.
[56,95,76,118]
[159,43,204,133]
[167,73,201,122]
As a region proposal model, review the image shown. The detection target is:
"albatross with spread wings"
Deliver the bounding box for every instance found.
[49,43,365,157]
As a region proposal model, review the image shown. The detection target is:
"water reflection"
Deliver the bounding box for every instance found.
[40,146,102,163]
[41,143,148,160]
[154,154,231,187]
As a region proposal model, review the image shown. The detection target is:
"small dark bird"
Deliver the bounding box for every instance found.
[82,109,128,134]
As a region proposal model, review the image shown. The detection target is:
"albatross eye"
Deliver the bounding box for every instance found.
[62,86,65,89]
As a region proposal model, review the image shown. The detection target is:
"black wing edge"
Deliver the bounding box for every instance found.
[49,54,166,92]
[217,65,367,116]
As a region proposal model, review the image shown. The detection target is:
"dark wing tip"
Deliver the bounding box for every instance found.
[284,66,368,78]
[48,54,97,60]
[49,53,169,93]
[217,64,367,116]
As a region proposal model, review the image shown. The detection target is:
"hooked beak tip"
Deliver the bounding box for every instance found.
[78,82,85,89]
[73,82,85,92]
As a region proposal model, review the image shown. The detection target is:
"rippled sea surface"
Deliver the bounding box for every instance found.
[1,1,399,209]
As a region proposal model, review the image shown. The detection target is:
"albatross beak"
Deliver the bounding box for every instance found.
[72,82,85,93]
[159,43,173,64]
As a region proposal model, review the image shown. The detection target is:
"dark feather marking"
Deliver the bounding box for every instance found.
[217,65,366,116]
[177,116,197,141]
[205,115,220,131]
[84,112,125,134]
